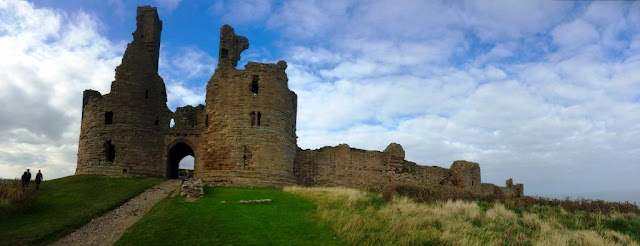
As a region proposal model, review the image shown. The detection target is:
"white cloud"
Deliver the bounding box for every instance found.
[348,0,461,40]
[0,1,124,179]
[154,0,182,11]
[210,0,274,24]
[267,0,355,39]
[160,46,215,80]
[166,82,205,108]
[158,46,213,110]
[288,46,344,67]
[462,0,570,41]
[551,19,600,48]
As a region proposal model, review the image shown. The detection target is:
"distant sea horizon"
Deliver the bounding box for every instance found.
[537,189,640,205]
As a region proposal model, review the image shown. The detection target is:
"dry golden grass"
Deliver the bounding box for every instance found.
[284,186,639,246]
[0,179,37,218]
[1,179,23,204]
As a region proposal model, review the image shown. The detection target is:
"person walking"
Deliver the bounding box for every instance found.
[35,170,43,190]
[25,169,31,188]
[21,169,29,189]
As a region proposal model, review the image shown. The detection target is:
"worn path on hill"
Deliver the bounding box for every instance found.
[52,179,182,246]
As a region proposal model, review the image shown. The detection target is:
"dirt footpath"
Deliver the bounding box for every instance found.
[52,179,182,246]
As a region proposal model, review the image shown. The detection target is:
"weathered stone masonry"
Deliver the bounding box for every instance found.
[76,6,523,197]
[295,144,523,197]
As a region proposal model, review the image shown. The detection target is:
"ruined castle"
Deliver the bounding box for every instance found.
[76,6,523,197]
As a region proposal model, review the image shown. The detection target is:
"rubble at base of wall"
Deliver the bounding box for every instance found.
[181,179,204,198]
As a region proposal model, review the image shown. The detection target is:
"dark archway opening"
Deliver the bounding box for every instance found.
[167,142,194,179]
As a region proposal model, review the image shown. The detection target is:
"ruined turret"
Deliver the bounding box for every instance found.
[76,6,172,177]
[202,25,297,186]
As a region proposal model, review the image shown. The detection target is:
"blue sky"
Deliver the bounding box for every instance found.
[1,0,639,197]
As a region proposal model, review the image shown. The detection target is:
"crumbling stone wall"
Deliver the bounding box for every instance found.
[295,144,387,189]
[450,160,481,192]
[480,179,524,198]
[295,143,520,196]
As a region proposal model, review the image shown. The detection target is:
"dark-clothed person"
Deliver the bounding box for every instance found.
[26,170,31,187]
[21,171,27,188]
[21,169,31,188]
[35,170,43,190]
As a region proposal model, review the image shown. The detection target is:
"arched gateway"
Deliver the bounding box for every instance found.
[167,141,195,179]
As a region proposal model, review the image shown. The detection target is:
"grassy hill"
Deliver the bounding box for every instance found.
[0,175,162,246]
[118,185,639,245]
[116,186,340,245]
[2,175,638,245]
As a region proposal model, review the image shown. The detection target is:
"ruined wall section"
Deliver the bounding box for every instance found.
[76,6,172,177]
[295,143,454,190]
[200,25,297,186]
[295,144,387,188]
[481,178,524,197]
[171,105,206,132]
[451,160,482,193]
[295,143,522,197]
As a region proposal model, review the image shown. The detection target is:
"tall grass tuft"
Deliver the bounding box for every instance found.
[285,186,639,246]
[0,179,37,219]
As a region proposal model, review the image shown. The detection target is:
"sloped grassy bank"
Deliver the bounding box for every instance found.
[284,186,640,246]
[116,186,340,245]
[0,175,162,246]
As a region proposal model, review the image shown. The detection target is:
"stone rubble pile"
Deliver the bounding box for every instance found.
[181,179,204,198]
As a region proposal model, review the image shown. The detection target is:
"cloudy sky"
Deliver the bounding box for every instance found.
[1,0,639,196]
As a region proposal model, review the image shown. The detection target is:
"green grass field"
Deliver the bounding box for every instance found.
[116,186,341,245]
[0,175,162,246]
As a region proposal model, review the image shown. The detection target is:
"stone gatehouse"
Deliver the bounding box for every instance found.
[76,6,523,197]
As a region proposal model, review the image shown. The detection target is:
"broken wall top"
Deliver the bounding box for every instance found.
[218,25,249,69]
[132,6,162,71]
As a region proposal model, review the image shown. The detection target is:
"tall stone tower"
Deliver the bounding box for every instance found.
[199,25,298,186]
[76,6,172,176]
